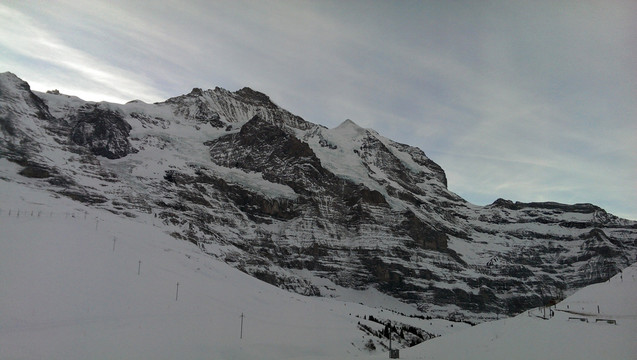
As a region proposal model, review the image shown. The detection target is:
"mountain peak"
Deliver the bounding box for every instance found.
[337,118,359,127]
[233,87,276,108]
[0,71,21,81]
[334,119,371,140]
[335,119,365,132]
[0,72,52,120]
[189,87,205,96]
[0,71,31,93]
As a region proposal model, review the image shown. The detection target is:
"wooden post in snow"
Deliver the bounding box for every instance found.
[240,313,244,339]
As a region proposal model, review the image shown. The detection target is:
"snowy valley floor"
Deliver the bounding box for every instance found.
[0,177,635,360]
[391,265,637,360]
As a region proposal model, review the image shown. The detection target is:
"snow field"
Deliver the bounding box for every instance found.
[387,262,637,360]
[0,179,465,360]
[3,166,635,360]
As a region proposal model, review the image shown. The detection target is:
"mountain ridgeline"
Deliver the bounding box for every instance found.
[1,72,635,322]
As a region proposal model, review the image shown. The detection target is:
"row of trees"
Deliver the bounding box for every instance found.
[358,314,437,350]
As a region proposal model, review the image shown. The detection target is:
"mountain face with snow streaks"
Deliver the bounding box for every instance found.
[1,71,635,322]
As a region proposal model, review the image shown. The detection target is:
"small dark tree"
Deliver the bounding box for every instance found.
[365,339,376,351]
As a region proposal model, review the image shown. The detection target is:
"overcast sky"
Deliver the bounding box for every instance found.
[1,0,635,219]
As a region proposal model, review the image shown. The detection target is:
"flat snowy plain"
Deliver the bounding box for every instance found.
[1,173,635,360]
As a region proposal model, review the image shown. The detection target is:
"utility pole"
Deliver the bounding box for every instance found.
[112,237,117,252]
[240,313,244,339]
[138,260,141,276]
[176,282,179,301]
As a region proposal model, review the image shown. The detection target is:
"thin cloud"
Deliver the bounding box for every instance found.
[0,4,165,102]
[1,1,635,219]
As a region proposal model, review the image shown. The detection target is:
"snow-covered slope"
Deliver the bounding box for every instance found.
[1,176,634,359]
[0,177,467,360]
[1,71,636,324]
[391,262,637,360]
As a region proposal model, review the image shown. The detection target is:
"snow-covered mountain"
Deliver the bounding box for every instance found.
[1,175,635,360]
[1,71,636,324]
[0,180,468,359]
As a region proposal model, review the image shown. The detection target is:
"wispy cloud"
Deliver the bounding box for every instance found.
[1,1,635,219]
[0,4,166,102]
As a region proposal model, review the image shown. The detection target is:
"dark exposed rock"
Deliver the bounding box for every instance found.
[70,105,137,159]
[559,221,590,229]
[401,210,448,251]
[208,115,335,195]
[19,164,52,178]
[59,189,108,204]
[164,168,299,221]
[433,288,491,312]
[234,87,277,108]
[505,295,542,314]
[490,198,602,214]
[0,113,18,137]
[345,186,388,207]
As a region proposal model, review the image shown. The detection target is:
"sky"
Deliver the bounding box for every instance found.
[1,0,635,220]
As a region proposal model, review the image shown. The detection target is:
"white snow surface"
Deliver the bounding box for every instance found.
[387,263,637,360]
[0,178,462,360]
[1,176,635,360]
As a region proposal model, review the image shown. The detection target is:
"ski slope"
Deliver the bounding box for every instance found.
[0,178,466,360]
[1,167,635,360]
[2,175,636,359]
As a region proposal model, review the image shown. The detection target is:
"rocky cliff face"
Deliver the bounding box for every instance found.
[1,71,635,322]
[70,105,137,159]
